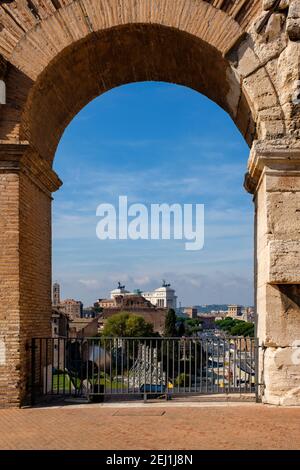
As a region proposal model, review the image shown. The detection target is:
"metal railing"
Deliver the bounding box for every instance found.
[30,336,258,404]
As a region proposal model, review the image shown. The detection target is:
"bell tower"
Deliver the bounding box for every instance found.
[53,282,60,307]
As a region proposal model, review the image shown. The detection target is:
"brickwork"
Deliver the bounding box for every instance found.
[0,144,61,407]
[0,166,21,407]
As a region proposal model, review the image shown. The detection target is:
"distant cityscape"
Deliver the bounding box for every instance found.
[51,280,255,340]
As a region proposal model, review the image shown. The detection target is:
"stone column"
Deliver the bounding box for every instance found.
[0,142,61,407]
[245,140,300,406]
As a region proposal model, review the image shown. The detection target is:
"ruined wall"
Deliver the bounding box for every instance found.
[0,146,61,406]
[0,0,300,406]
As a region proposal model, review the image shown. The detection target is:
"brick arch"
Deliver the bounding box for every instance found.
[0,0,284,161]
[0,0,256,72]
[20,23,258,162]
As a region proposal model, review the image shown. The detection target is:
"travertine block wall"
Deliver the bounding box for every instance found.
[248,143,300,405]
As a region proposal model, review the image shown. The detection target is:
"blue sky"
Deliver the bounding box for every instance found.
[53,82,253,307]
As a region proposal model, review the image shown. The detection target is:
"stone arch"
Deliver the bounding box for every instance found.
[20,23,258,162]
[0,0,300,407]
[0,0,289,159]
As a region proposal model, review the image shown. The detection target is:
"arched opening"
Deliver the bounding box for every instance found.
[47,80,255,402]
[2,19,260,408]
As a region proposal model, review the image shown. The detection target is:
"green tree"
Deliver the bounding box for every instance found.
[177,320,185,337]
[215,317,236,331]
[93,303,103,315]
[215,317,254,337]
[230,321,254,337]
[163,308,177,337]
[184,319,200,336]
[126,314,155,337]
[102,312,155,337]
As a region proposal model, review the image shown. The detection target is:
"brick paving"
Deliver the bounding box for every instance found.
[0,403,300,450]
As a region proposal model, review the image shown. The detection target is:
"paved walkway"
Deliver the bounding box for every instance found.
[1,402,300,450]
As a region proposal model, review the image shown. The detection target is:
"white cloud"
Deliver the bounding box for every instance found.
[133,276,152,286]
[79,279,101,289]
[55,268,253,308]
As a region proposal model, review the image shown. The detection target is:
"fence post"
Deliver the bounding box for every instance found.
[31,338,36,406]
[255,337,260,403]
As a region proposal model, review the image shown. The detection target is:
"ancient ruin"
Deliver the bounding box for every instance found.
[0,0,300,406]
